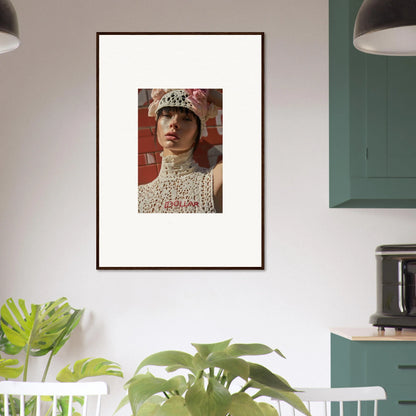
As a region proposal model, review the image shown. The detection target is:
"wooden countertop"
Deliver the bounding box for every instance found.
[331,327,416,341]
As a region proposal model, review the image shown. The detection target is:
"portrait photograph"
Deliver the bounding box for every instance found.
[137,88,223,214]
[97,33,263,269]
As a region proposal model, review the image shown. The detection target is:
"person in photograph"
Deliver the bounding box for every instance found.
[138,89,223,213]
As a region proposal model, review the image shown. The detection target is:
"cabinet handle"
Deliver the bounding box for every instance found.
[399,401,416,405]
[398,365,416,369]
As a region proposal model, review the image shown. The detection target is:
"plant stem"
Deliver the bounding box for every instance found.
[41,351,54,382]
[23,348,30,382]
[216,369,223,381]
[45,404,53,416]
[238,382,250,393]
[10,395,16,416]
[41,309,81,382]
[23,307,40,381]
[163,392,170,399]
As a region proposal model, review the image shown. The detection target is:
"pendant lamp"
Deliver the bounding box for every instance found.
[354,0,416,55]
[0,0,19,54]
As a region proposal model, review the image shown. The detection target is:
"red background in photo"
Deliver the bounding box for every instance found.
[138,89,223,185]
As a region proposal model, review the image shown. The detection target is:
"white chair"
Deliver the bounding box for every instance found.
[273,386,387,416]
[0,381,108,416]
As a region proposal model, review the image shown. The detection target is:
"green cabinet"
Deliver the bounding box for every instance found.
[331,333,416,415]
[329,0,416,208]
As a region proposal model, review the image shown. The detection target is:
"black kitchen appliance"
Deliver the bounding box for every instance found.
[370,244,416,329]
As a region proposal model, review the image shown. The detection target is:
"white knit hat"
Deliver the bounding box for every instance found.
[148,89,218,138]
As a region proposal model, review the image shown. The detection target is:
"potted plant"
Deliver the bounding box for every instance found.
[0,297,123,415]
[118,339,311,416]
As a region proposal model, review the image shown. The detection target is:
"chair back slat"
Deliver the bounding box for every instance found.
[83,395,89,416]
[36,395,41,416]
[19,394,24,416]
[0,381,108,416]
[273,386,387,415]
[52,394,57,416]
[68,394,74,416]
[95,395,102,416]
[4,393,9,416]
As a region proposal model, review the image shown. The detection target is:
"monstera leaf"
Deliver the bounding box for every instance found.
[0,297,80,380]
[40,308,84,382]
[56,357,123,382]
[0,298,72,354]
[0,356,23,379]
[38,308,84,358]
[0,326,23,356]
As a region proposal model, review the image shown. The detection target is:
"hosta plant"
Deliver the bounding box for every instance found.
[0,297,123,416]
[118,339,311,416]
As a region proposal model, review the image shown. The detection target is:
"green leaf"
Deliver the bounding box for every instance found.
[206,353,250,381]
[249,363,295,392]
[116,395,165,415]
[226,344,285,359]
[53,396,84,416]
[114,395,131,414]
[137,402,161,416]
[135,351,195,374]
[155,396,191,416]
[32,308,84,361]
[185,377,231,416]
[256,402,279,416]
[0,357,23,379]
[49,309,84,356]
[0,326,23,355]
[187,374,195,388]
[253,388,311,416]
[56,357,123,382]
[228,393,263,416]
[127,373,187,416]
[191,340,232,359]
[191,353,208,372]
[0,298,72,355]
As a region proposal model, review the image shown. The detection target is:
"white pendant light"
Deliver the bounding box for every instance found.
[354,0,416,56]
[0,0,19,54]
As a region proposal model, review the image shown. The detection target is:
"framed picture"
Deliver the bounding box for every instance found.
[97,32,264,269]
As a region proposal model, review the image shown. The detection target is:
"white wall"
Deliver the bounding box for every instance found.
[1,0,416,414]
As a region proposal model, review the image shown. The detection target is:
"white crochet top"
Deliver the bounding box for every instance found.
[138,149,216,213]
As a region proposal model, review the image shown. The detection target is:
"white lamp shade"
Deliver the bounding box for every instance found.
[354,25,416,56]
[0,0,19,54]
[0,31,19,53]
[354,0,416,56]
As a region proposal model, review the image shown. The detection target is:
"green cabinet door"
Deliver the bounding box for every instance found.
[331,334,416,416]
[329,0,416,208]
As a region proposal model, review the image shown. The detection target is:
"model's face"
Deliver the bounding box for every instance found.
[157,108,199,156]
